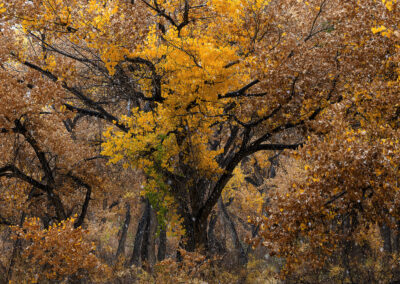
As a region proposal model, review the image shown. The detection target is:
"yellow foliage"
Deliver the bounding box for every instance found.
[10,217,110,282]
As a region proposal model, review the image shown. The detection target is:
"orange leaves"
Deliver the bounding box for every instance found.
[3,0,143,77]
[3,0,400,280]
[11,217,108,281]
[149,249,217,283]
[257,116,400,275]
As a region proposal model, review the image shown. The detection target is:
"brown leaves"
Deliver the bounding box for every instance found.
[11,217,109,282]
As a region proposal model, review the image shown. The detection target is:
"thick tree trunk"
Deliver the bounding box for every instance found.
[147,208,157,267]
[115,203,131,260]
[128,199,150,267]
[181,212,209,252]
[173,140,294,252]
[157,228,167,261]
[141,207,157,270]
[140,203,151,263]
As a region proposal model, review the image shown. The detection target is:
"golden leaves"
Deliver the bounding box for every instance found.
[11,217,109,281]
[382,0,396,11]
[372,25,393,37]
[0,3,6,14]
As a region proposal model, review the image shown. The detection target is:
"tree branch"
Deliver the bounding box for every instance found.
[20,60,129,132]
[124,56,164,102]
[0,164,50,192]
[218,79,260,99]
[65,174,92,228]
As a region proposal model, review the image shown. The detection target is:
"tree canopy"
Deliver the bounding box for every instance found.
[0,0,399,282]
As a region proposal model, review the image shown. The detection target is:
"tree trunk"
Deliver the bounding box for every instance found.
[157,228,167,261]
[7,212,25,282]
[208,213,220,254]
[115,203,131,260]
[146,208,157,268]
[380,223,392,253]
[140,203,151,263]
[0,261,7,284]
[218,198,247,265]
[128,199,150,267]
[141,206,157,270]
[180,212,209,252]
[394,221,400,253]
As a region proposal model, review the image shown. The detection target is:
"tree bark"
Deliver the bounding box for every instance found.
[157,228,167,261]
[128,199,150,267]
[0,261,7,284]
[208,213,219,253]
[218,198,247,265]
[394,221,400,253]
[181,212,209,252]
[6,212,25,282]
[115,203,131,260]
[380,223,392,253]
[140,203,151,264]
[146,208,157,269]
[139,202,157,270]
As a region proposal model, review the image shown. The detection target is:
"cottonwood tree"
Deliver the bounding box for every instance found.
[0,4,125,280]
[0,0,393,261]
[255,0,400,281]
[100,0,384,251]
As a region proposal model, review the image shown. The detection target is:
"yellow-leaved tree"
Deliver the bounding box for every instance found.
[1,0,400,281]
[0,0,391,250]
